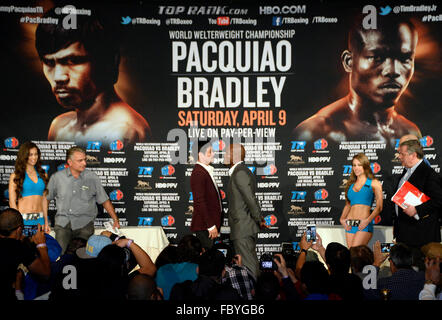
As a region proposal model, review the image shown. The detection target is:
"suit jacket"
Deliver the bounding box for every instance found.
[190,164,222,232]
[393,161,442,247]
[377,269,425,300]
[226,163,261,240]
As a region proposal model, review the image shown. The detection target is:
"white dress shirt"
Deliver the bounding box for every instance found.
[229,161,244,176]
[395,159,423,220]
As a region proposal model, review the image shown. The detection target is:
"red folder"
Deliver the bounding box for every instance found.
[391,181,430,209]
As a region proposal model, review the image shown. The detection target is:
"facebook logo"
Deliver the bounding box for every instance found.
[138,217,153,226]
[87,141,102,150]
[138,167,154,175]
[272,16,282,26]
[291,191,307,200]
[291,141,306,150]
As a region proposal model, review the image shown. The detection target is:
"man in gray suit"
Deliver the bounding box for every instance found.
[224,143,267,278]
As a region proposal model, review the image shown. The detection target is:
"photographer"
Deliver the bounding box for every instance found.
[273,253,301,300]
[419,242,442,300]
[0,208,50,300]
[100,230,156,277]
[294,232,324,281]
[221,248,256,300]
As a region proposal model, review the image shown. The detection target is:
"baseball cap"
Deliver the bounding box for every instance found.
[76,235,112,259]
[421,242,442,259]
[44,233,62,262]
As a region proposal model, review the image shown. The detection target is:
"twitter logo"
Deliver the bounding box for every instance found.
[379,6,392,15]
[121,16,132,25]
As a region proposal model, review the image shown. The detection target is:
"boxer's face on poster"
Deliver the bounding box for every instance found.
[350,24,416,107]
[42,42,98,109]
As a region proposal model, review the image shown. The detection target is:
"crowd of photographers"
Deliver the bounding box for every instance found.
[1,207,440,301]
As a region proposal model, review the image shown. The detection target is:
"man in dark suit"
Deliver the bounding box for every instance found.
[224,143,267,278]
[190,141,222,250]
[394,139,442,248]
[377,243,425,300]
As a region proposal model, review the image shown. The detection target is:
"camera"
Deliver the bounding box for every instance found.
[381,243,393,253]
[259,253,277,271]
[22,225,38,237]
[306,225,317,244]
[213,239,235,266]
[281,242,299,269]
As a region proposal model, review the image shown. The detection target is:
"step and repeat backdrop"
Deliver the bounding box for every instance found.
[0,1,441,256]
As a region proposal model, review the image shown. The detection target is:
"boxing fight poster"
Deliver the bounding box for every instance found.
[0,0,441,256]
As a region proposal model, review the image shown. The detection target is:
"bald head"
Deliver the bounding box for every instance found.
[127,274,159,300]
[399,134,420,146]
[0,208,23,237]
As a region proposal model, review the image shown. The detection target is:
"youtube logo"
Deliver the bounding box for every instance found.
[217,16,230,25]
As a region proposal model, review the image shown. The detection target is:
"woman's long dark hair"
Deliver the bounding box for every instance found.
[13,141,48,199]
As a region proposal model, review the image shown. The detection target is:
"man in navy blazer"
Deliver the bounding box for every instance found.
[394,139,442,248]
[190,141,222,250]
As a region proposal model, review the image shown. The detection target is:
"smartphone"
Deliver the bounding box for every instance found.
[381,243,393,253]
[260,260,273,270]
[281,242,294,255]
[23,225,38,237]
[306,225,317,244]
[259,253,277,271]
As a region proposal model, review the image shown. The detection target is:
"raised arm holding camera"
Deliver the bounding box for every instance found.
[0,208,50,300]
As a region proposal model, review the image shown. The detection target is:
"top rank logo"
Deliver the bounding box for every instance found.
[138,166,154,175]
[110,140,124,151]
[4,137,19,149]
[291,141,306,151]
[314,139,328,151]
[343,165,352,175]
[291,191,307,201]
[87,141,102,151]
